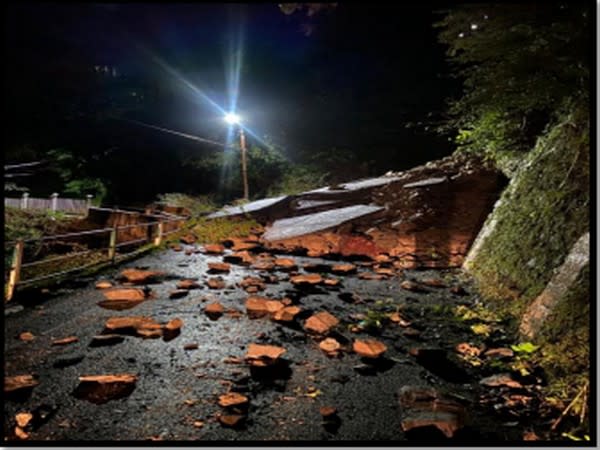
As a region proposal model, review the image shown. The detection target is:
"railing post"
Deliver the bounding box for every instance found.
[6,240,24,302]
[21,192,29,210]
[86,195,93,216]
[154,221,164,246]
[51,193,58,212]
[108,225,117,263]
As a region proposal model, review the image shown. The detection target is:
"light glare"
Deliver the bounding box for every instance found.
[224,113,241,125]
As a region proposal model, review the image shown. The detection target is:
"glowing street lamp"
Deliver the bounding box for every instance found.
[224,113,249,201]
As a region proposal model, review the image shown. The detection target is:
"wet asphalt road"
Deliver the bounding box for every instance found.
[4,245,530,443]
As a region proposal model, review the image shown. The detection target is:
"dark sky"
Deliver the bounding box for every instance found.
[5,2,458,201]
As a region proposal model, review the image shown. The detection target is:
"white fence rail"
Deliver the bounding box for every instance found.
[5,193,92,214]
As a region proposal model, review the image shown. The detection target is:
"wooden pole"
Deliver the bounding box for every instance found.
[6,240,24,302]
[154,221,164,246]
[108,226,117,262]
[239,127,249,201]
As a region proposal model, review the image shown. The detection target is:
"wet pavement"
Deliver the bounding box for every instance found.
[4,245,546,442]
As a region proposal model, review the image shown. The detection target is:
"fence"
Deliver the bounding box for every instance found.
[5,193,93,215]
[4,214,187,302]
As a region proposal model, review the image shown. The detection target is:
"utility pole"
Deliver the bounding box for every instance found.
[239,127,249,201]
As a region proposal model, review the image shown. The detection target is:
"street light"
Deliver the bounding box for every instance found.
[224,113,249,201]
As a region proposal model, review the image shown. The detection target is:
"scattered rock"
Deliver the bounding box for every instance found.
[103,288,148,301]
[204,244,225,254]
[240,277,266,292]
[353,339,387,358]
[319,338,342,356]
[163,318,183,341]
[400,280,425,292]
[52,336,79,346]
[358,272,385,280]
[176,279,202,290]
[455,342,482,357]
[291,274,323,286]
[95,281,113,289]
[89,334,125,347]
[118,269,164,284]
[169,290,189,299]
[304,311,339,334]
[245,296,284,319]
[272,306,301,322]
[274,258,297,271]
[180,233,197,245]
[252,259,275,271]
[479,373,522,389]
[323,278,341,287]
[245,343,286,367]
[421,278,446,288]
[398,385,467,439]
[184,343,199,351]
[206,277,226,290]
[218,392,249,408]
[320,406,337,418]
[205,302,225,320]
[218,414,245,428]
[389,312,411,327]
[224,251,254,265]
[5,375,39,394]
[73,374,137,404]
[374,267,395,276]
[103,316,157,335]
[14,426,29,440]
[16,412,33,428]
[19,332,35,342]
[208,262,231,273]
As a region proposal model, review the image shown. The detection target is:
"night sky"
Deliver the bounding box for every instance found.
[5,3,459,203]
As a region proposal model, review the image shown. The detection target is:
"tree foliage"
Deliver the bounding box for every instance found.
[435,3,590,160]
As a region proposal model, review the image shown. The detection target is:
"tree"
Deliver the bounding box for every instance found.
[434,3,590,161]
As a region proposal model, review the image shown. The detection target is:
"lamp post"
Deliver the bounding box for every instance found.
[224,113,249,201]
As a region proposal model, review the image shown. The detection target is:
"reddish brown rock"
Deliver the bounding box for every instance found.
[5,375,39,394]
[218,392,249,408]
[163,318,183,341]
[206,277,226,290]
[353,339,387,358]
[272,306,301,322]
[400,280,425,292]
[358,272,385,280]
[208,262,231,273]
[323,278,341,287]
[52,336,79,346]
[479,373,522,388]
[245,297,284,319]
[169,289,189,299]
[389,312,412,327]
[204,244,225,254]
[483,348,514,358]
[15,412,33,428]
[240,277,266,292]
[421,278,446,288]
[176,279,202,290]
[274,258,297,271]
[224,251,254,265]
[455,342,482,357]
[19,332,35,342]
[180,233,197,245]
[252,259,275,271]
[170,244,183,252]
[245,343,286,367]
[331,264,357,274]
[374,267,395,276]
[225,237,259,251]
[319,338,342,356]
[74,374,137,404]
[104,316,156,334]
[375,254,392,263]
[320,406,338,418]
[118,269,164,284]
[205,302,225,319]
[304,311,339,334]
[218,414,245,427]
[95,281,113,289]
[291,274,323,286]
[103,288,148,301]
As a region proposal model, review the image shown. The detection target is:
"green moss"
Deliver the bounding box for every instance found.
[165,216,260,245]
[469,105,589,320]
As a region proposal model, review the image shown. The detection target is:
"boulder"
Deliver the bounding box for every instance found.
[304,311,339,334]
[353,339,387,358]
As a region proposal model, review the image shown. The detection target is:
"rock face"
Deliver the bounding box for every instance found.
[253,154,504,268]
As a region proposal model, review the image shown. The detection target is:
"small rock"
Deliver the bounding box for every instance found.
[89,334,125,347]
[245,297,284,319]
[331,264,357,275]
[353,339,387,358]
[15,412,33,428]
[324,278,341,287]
[208,262,231,273]
[52,336,78,346]
[358,272,385,280]
[204,244,225,254]
[118,269,164,284]
[169,290,189,299]
[176,279,202,290]
[274,258,297,271]
[14,426,29,440]
[205,302,225,320]
[421,278,446,288]
[74,374,138,404]
[483,348,514,358]
[272,306,301,322]
[103,288,148,301]
[245,343,286,367]
[319,338,341,356]
[5,375,39,394]
[163,318,183,341]
[184,343,199,351]
[224,251,254,265]
[180,233,196,245]
[304,311,339,334]
[479,373,522,388]
[95,281,113,289]
[455,342,482,357]
[218,414,245,428]
[218,392,249,408]
[319,406,337,418]
[19,332,35,342]
[400,280,425,292]
[206,277,226,290]
[291,274,323,285]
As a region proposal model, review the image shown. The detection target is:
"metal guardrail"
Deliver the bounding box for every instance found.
[5,215,187,301]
